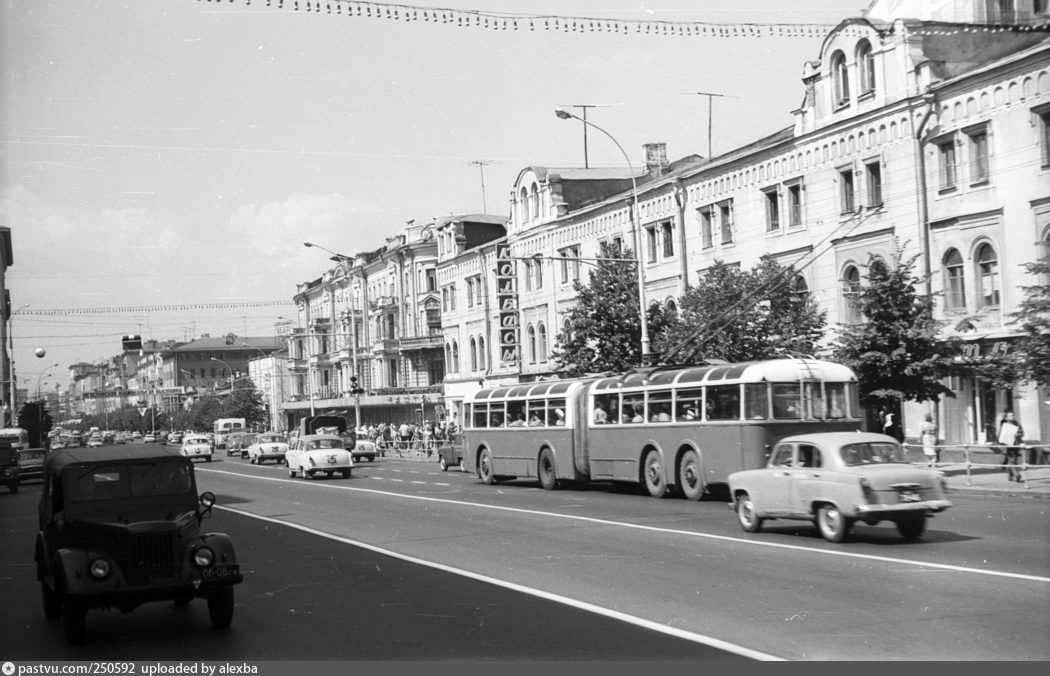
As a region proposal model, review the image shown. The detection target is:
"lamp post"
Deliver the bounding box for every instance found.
[554,108,650,363]
[35,363,59,400]
[209,357,235,391]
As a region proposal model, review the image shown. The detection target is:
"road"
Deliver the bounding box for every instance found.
[2,454,1048,661]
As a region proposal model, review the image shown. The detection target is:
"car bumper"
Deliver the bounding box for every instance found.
[854,499,952,518]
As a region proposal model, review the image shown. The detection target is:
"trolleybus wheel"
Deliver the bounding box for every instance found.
[677,449,704,501]
[478,448,495,485]
[642,450,666,498]
[537,448,557,490]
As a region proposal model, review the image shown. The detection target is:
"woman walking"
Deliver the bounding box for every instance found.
[920,413,938,468]
[997,411,1025,482]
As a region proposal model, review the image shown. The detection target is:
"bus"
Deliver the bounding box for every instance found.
[0,427,30,451]
[212,418,246,450]
[462,357,862,500]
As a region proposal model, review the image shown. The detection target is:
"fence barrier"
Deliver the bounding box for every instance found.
[902,442,1050,490]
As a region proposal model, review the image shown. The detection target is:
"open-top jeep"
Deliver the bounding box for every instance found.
[35,446,243,643]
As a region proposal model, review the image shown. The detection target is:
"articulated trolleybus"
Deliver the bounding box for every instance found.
[462,357,861,500]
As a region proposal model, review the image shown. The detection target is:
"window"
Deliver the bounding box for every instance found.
[470,337,478,371]
[466,276,478,307]
[763,188,780,232]
[985,0,1015,22]
[645,225,658,262]
[719,201,734,244]
[1038,106,1050,168]
[425,269,437,292]
[699,207,714,249]
[451,341,459,372]
[857,40,875,95]
[944,248,966,311]
[792,276,809,304]
[937,137,957,190]
[831,50,850,106]
[976,243,1000,308]
[967,128,989,184]
[787,182,803,227]
[841,265,862,324]
[533,256,544,289]
[527,324,537,363]
[661,221,674,258]
[865,160,883,207]
[537,323,548,362]
[478,335,486,370]
[839,167,856,213]
[558,245,581,284]
[523,258,533,292]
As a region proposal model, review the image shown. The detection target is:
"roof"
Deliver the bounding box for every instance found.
[777,432,899,445]
[171,336,281,352]
[44,446,187,473]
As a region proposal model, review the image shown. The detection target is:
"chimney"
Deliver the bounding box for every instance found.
[644,143,669,175]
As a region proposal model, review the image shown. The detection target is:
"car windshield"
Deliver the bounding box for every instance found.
[185,437,209,444]
[839,442,906,466]
[65,461,195,501]
[307,438,343,450]
[259,434,283,443]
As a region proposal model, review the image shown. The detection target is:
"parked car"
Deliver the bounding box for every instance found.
[143,434,156,444]
[1,444,19,493]
[34,446,243,643]
[180,434,213,462]
[346,432,377,463]
[729,432,952,543]
[17,447,47,483]
[245,432,288,465]
[86,437,103,448]
[286,434,353,480]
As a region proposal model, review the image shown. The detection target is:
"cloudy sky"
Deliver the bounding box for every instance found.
[2,0,867,392]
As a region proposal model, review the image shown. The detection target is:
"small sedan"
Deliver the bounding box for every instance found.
[245,432,288,465]
[86,437,103,448]
[728,432,952,543]
[180,434,213,462]
[286,434,352,480]
[347,433,377,463]
[17,448,47,483]
[143,434,156,444]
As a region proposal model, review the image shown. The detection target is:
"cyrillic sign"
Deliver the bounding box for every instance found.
[496,242,520,367]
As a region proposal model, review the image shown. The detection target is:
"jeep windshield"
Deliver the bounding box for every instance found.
[64,460,196,506]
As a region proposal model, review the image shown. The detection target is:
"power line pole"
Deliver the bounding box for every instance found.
[468,160,493,213]
[561,104,612,168]
[682,91,738,159]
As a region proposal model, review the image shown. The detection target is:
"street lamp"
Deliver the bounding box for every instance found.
[35,363,59,400]
[554,108,650,363]
[209,357,235,391]
[304,241,352,262]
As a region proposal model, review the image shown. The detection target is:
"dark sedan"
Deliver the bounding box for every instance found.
[18,448,47,483]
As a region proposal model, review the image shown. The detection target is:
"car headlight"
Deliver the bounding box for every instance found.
[89,557,111,579]
[193,546,215,568]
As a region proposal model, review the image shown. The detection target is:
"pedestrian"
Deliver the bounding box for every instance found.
[881,407,903,443]
[920,413,938,467]
[996,410,1024,482]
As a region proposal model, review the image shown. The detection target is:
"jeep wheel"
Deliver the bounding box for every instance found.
[207,587,234,629]
[64,603,87,644]
[41,582,60,621]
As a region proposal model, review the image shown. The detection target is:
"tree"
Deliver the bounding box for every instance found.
[655,257,827,364]
[18,401,53,448]
[553,241,675,376]
[1012,248,1050,389]
[831,242,959,412]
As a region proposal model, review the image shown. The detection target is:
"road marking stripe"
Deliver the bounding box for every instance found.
[199,467,1050,583]
[217,503,783,661]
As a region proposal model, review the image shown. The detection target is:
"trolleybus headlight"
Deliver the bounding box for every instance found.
[89,557,111,579]
[193,546,215,568]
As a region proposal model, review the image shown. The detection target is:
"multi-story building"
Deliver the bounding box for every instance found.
[435,0,1050,445]
[285,221,448,429]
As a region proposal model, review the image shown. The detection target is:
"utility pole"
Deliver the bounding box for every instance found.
[468,160,493,213]
[682,91,738,159]
[560,104,612,168]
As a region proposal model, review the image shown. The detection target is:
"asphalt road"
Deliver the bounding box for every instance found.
[3,454,1048,661]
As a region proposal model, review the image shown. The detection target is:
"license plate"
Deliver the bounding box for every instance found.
[327,455,338,464]
[898,491,921,503]
[202,564,239,579]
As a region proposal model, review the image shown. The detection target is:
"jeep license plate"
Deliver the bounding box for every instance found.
[898,491,921,503]
[202,564,239,579]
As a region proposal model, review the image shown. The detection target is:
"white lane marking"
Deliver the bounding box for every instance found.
[199,467,1050,584]
[217,503,783,661]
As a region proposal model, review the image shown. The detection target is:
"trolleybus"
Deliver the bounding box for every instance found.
[462,357,861,500]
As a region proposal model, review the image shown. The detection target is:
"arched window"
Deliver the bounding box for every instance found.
[529,184,540,221]
[856,40,875,95]
[943,248,966,311]
[445,343,453,372]
[527,324,537,364]
[831,50,850,106]
[519,187,530,223]
[537,323,548,362]
[792,276,810,303]
[451,340,460,373]
[478,335,486,370]
[975,243,1000,308]
[841,265,862,324]
[469,337,478,372]
[665,299,678,316]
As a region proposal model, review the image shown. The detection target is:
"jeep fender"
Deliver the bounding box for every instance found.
[53,547,124,595]
[198,532,238,565]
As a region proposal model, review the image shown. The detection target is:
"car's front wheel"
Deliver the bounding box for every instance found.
[439,456,448,472]
[207,587,234,629]
[736,493,764,533]
[896,517,927,540]
[816,504,851,543]
[301,467,311,480]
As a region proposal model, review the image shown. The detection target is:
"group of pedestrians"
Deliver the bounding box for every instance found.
[361,420,458,457]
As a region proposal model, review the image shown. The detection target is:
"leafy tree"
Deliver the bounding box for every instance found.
[553,241,675,376]
[831,242,960,411]
[18,401,53,448]
[1012,248,1050,389]
[655,257,827,364]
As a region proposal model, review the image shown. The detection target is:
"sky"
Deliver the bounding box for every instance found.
[1,0,870,394]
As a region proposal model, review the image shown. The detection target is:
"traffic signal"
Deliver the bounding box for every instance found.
[350,375,364,395]
[122,334,143,351]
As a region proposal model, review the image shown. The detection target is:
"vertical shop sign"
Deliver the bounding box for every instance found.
[496,243,520,366]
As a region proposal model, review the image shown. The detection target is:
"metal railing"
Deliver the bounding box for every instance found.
[903,442,1050,490]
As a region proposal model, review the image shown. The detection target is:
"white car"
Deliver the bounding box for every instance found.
[246,432,288,465]
[347,433,377,462]
[180,434,213,462]
[286,434,353,480]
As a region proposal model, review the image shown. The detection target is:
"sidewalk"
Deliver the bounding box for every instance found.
[938,464,1050,499]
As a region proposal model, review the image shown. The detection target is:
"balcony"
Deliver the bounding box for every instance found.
[369,296,398,311]
[371,339,400,355]
[399,335,444,352]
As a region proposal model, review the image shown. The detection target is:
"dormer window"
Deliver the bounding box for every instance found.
[831,50,850,107]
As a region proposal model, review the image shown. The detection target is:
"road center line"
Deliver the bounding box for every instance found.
[199,467,1050,583]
